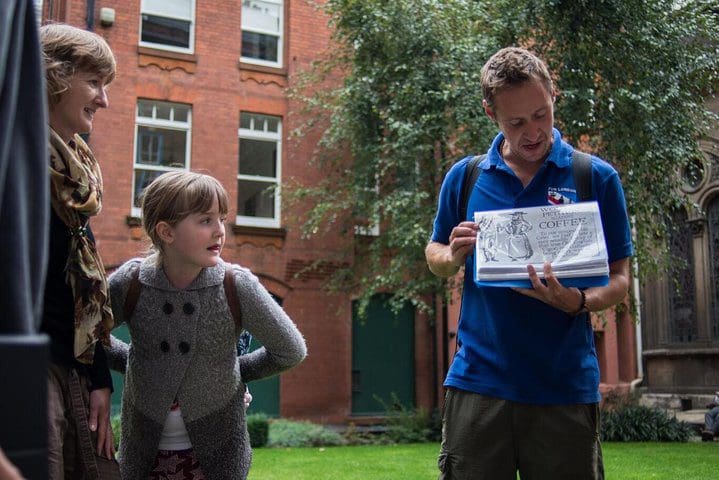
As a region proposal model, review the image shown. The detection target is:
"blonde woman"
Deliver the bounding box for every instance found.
[39,23,117,479]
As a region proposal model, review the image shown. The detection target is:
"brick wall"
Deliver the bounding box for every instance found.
[48,0,441,424]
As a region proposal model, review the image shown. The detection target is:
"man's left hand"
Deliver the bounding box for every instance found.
[513,262,583,314]
[88,387,115,458]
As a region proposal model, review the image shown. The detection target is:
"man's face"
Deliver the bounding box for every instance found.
[484,78,554,165]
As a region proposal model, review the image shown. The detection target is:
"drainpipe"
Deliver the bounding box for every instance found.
[430,295,439,412]
[630,221,644,392]
[86,0,95,31]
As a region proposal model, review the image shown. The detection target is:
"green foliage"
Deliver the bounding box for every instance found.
[501,0,719,280]
[600,405,695,442]
[247,413,270,448]
[267,419,347,448]
[373,393,442,444]
[288,0,497,318]
[289,0,719,319]
[111,412,121,450]
[385,407,442,444]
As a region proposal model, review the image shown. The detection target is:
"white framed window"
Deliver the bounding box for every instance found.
[241,0,283,68]
[237,112,282,228]
[354,180,380,237]
[140,0,195,53]
[131,100,192,215]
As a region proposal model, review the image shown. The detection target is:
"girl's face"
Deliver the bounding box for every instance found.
[49,71,109,142]
[161,195,226,273]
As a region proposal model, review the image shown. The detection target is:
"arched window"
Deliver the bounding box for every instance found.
[667,208,697,343]
[708,196,719,339]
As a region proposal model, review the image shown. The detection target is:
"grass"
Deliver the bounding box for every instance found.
[248,442,719,480]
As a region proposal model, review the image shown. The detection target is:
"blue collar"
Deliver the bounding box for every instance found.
[480,128,572,171]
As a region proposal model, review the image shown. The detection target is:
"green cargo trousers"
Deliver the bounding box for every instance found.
[438,388,604,480]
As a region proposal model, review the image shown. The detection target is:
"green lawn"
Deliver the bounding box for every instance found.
[248,442,719,480]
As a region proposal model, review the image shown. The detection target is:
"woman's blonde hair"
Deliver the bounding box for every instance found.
[140,171,229,251]
[40,23,116,107]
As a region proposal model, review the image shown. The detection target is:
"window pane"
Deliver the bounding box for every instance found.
[242,0,281,33]
[242,31,278,62]
[239,138,276,177]
[144,0,191,19]
[137,100,154,118]
[136,126,187,167]
[133,169,165,208]
[238,179,275,218]
[142,14,190,49]
[667,208,697,343]
[240,113,252,130]
[155,102,172,120]
[173,104,189,122]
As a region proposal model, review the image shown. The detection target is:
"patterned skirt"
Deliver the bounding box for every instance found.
[148,448,205,480]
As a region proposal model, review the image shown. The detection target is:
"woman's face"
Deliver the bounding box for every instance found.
[49,71,109,142]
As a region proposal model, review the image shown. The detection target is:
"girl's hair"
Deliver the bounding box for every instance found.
[40,23,116,107]
[141,171,229,251]
[481,47,553,109]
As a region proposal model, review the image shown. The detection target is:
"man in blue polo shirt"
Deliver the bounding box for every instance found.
[425,47,633,479]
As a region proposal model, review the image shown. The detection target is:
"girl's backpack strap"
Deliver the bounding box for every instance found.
[123,263,242,329]
[223,267,243,330]
[122,266,142,320]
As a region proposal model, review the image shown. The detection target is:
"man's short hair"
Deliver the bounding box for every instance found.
[481,47,553,108]
[40,24,116,107]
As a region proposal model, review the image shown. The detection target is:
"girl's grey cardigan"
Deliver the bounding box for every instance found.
[107,257,307,480]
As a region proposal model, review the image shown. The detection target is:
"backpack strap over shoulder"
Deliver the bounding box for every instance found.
[571,150,593,202]
[459,154,486,221]
[123,266,142,320]
[223,267,243,331]
[122,263,243,331]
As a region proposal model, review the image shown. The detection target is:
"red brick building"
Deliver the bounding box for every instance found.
[39,0,639,424]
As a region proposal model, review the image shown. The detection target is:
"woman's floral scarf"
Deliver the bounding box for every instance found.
[48,127,113,364]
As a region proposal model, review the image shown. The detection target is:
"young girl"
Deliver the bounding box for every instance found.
[108,171,307,479]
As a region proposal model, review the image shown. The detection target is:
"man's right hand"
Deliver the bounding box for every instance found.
[425,221,478,278]
[448,221,479,266]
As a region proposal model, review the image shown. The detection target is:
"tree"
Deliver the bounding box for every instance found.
[288,0,719,318]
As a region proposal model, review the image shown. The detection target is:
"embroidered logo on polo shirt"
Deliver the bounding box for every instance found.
[547,187,575,205]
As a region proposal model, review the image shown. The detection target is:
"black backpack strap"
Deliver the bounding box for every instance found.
[459,154,486,220]
[123,265,142,320]
[572,150,593,202]
[223,266,243,332]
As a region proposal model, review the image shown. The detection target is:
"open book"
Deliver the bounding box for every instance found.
[473,202,609,288]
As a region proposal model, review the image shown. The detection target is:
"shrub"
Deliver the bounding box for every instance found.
[600,405,694,442]
[111,412,121,450]
[385,407,442,444]
[267,419,346,448]
[376,393,442,444]
[342,423,394,446]
[247,413,269,448]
